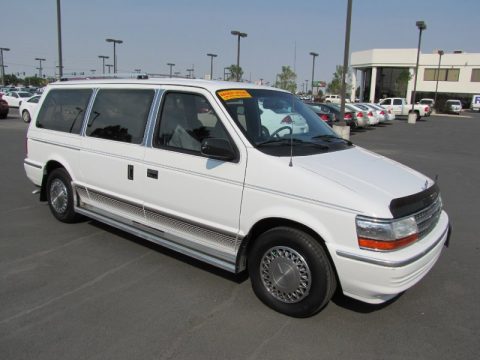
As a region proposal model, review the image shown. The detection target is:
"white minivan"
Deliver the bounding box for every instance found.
[24,77,450,317]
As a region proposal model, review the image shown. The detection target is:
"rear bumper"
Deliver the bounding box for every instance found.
[329,211,449,304]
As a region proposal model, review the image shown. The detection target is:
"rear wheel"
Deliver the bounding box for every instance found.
[248,227,337,317]
[22,110,31,123]
[46,168,81,223]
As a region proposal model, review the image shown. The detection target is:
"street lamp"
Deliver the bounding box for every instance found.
[167,63,175,77]
[56,0,63,78]
[0,47,10,86]
[409,20,426,122]
[309,52,319,94]
[35,58,46,78]
[106,38,123,73]
[231,30,247,81]
[106,64,113,74]
[305,80,309,94]
[186,68,194,78]
[434,49,444,110]
[207,53,217,80]
[98,55,109,74]
[339,0,353,127]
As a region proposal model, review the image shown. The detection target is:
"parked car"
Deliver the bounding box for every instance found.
[306,102,356,127]
[419,98,434,115]
[24,77,450,317]
[0,96,9,119]
[307,104,335,126]
[360,103,388,123]
[444,99,462,115]
[2,91,33,107]
[324,94,341,104]
[259,98,309,136]
[355,104,380,125]
[345,103,368,128]
[19,95,41,123]
[379,98,430,120]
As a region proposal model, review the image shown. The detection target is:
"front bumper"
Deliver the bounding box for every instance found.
[329,211,449,304]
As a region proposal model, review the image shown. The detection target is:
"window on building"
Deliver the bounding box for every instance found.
[424,68,460,82]
[86,89,155,144]
[36,89,93,134]
[471,69,480,82]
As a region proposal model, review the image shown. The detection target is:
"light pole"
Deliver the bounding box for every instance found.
[35,58,46,78]
[224,67,230,81]
[305,80,309,94]
[0,47,10,86]
[409,20,426,121]
[339,0,352,126]
[309,52,318,95]
[106,64,113,74]
[98,55,109,74]
[186,68,194,78]
[106,38,123,73]
[434,49,444,110]
[231,30,247,81]
[167,63,175,77]
[207,53,217,80]
[56,0,63,78]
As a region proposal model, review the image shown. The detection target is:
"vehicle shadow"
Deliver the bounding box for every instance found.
[88,219,249,284]
[331,290,403,313]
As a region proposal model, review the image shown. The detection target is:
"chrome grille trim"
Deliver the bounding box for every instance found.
[415,196,442,240]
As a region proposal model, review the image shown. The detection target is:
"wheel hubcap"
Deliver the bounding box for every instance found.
[50,179,68,214]
[260,246,311,303]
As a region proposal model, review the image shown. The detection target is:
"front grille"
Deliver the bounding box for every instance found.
[415,196,442,239]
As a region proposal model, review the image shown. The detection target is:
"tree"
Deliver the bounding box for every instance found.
[24,76,47,87]
[275,66,297,93]
[395,69,412,98]
[4,74,19,86]
[227,64,243,81]
[327,65,351,95]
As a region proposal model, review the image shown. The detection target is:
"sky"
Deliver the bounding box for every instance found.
[2,0,479,88]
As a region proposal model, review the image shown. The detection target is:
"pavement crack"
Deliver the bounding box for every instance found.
[246,319,291,360]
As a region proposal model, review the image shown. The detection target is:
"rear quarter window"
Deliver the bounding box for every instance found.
[36,89,93,134]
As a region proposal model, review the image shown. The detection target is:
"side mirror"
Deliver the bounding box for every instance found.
[201,138,236,161]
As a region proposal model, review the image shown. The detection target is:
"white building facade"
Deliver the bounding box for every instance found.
[350,49,480,104]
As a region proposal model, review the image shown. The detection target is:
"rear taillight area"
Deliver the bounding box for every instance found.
[320,114,329,121]
[344,113,353,120]
[281,115,293,124]
[368,111,373,117]
[379,110,385,115]
[425,106,429,112]
[357,112,363,118]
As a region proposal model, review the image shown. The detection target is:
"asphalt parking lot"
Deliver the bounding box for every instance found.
[1,108,479,360]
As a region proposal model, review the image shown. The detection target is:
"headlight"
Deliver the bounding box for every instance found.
[356,215,418,251]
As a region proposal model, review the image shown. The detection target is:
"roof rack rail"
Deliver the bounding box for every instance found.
[60,73,149,81]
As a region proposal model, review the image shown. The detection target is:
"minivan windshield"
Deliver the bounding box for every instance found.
[217,89,351,156]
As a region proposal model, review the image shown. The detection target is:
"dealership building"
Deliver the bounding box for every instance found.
[350,48,480,106]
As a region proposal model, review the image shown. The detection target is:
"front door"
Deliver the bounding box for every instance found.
[141,88,247,268]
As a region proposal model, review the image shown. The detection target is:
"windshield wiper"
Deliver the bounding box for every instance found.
[257,138,329,149]
[312,134,353,146]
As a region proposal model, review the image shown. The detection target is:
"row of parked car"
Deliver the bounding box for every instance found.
[305,101,395,129]
[0,86,44,121]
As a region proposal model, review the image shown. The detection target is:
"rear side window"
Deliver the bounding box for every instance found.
[393,99,403,105]
[36,89,93,133]
[86,89,154,144]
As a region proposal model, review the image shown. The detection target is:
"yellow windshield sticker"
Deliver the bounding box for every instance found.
[218,89,252,101]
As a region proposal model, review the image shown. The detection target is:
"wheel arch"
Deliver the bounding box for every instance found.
[237,217,338,279]
[40,160,68,201]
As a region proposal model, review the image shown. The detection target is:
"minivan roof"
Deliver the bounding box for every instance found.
[48,77,286,93]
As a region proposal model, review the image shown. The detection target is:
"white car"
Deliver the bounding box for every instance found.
[2,91,33,107]
[324,94,341,104]
[444,99,462,115]
[355,103,380,125]
[19,95,41,123]
[362,103,389,123]
[24,77,450,317]
[259,98,309,136]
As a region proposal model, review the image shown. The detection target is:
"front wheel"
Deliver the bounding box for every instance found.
[248,227,337,317]
[46,168,81,223]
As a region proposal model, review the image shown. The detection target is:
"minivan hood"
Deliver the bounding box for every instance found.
[292,146,432,216]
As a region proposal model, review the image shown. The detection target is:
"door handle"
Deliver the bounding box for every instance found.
[147,169,158,179]
[127,165,134,180]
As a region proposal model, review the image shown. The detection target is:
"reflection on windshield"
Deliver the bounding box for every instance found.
[217,89,338,147]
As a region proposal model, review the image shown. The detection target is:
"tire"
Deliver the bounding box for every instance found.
[248,227,337,317]
[22,110,31,123]
[46,168,81,223]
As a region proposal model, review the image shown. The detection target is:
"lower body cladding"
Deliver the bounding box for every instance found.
[330,212,449,304]
[73,184,242,273]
